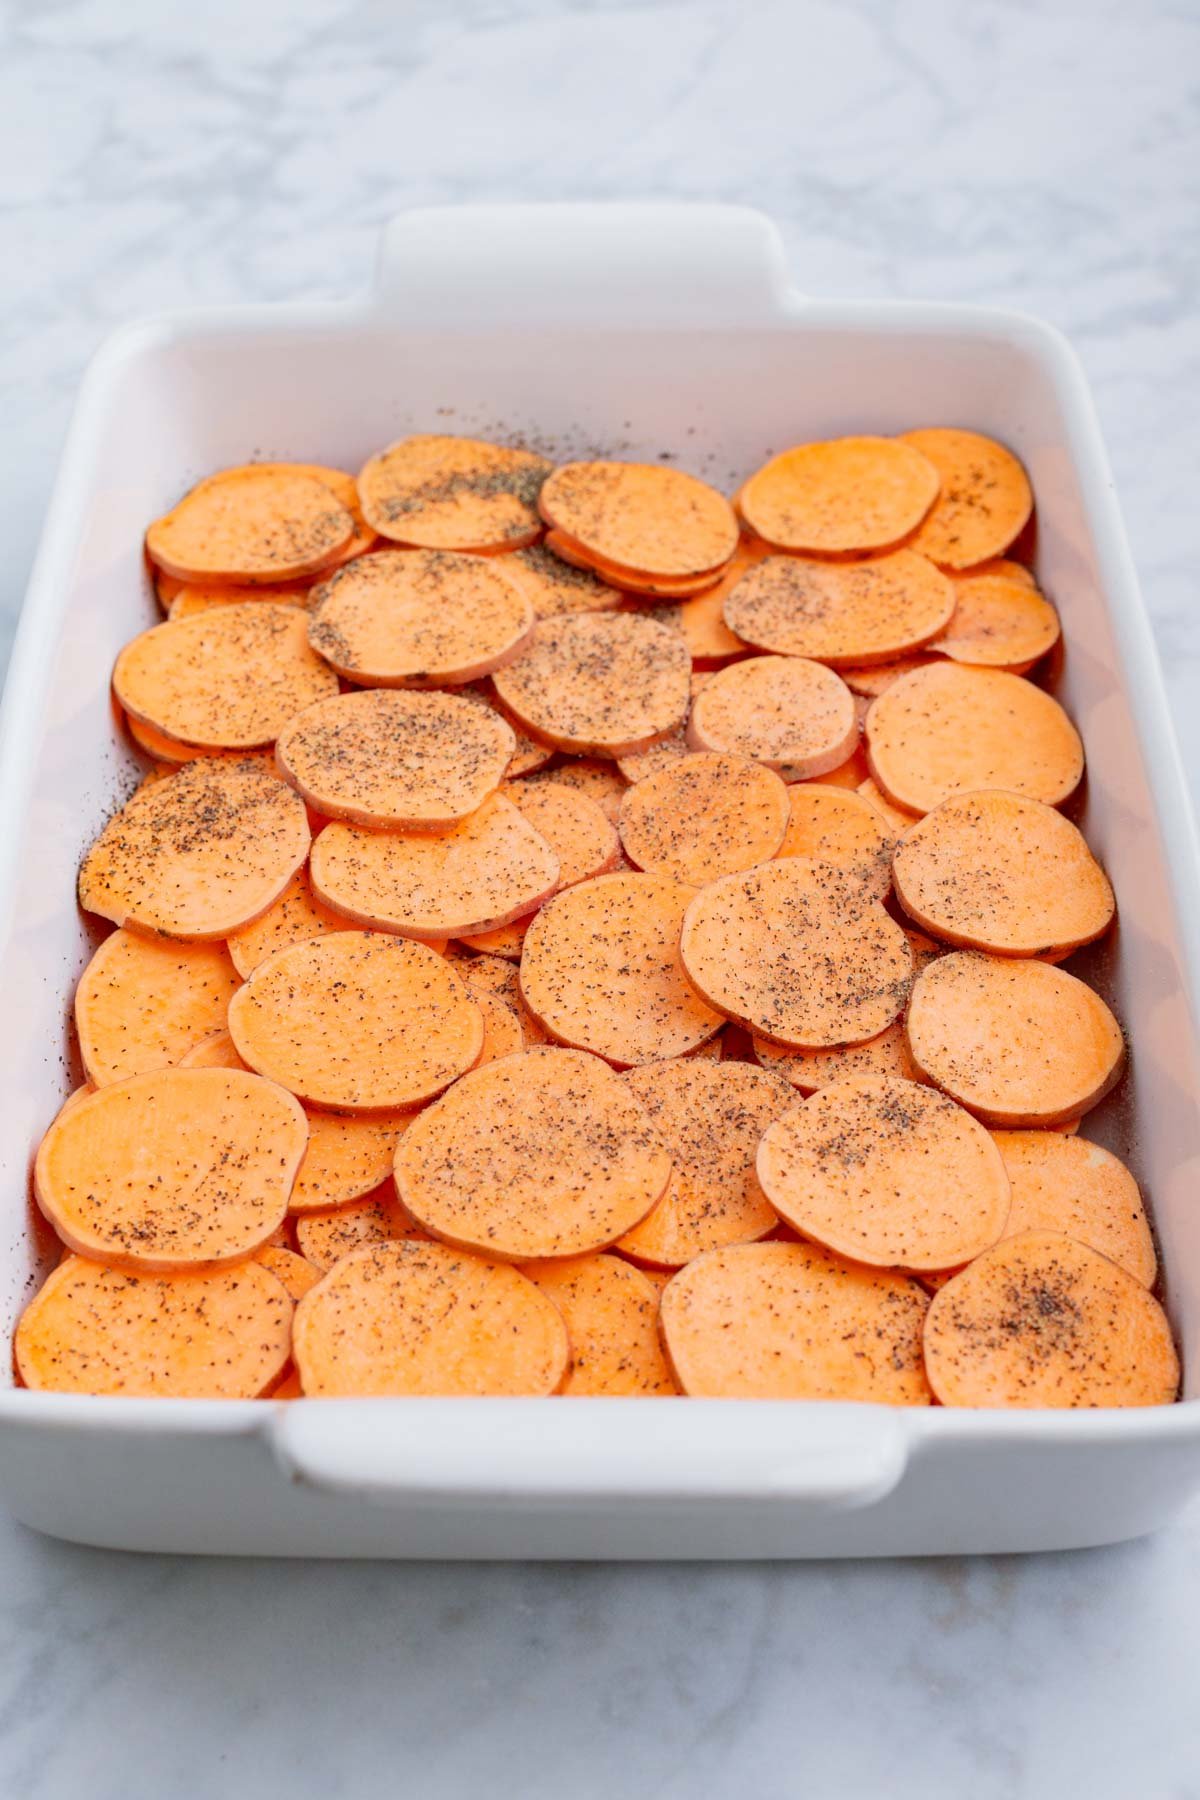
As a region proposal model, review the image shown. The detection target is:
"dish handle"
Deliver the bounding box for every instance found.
[267,1399,909,1512]
[373,202,796,327]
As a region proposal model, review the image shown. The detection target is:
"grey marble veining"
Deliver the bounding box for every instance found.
[2,1,1199,1795]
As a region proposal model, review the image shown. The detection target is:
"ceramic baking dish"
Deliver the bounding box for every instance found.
[1,203,1199,1559]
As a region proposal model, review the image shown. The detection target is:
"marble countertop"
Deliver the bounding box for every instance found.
[2,1,1199,1794]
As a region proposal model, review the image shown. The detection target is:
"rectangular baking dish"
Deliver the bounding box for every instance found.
[2,203,1199,1558]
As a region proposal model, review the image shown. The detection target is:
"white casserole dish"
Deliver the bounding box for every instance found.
[1,202,1199,1559]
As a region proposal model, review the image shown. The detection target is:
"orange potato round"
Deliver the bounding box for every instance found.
[275,688,515,829]
[294,1238,568,1396]
[520,871,724,1066]
[457,915,533,959]
[114,604,338,750]
[616,1059,792,1267]
[123,711,277,766]
[988,1130,1156,1286]
[395,1046,672,1260]
[168,582,311,620]
[521,1254,677,1394]
[146,466,355,585]
[857,776,919,836]
[35,1067,307,1271]
[755,1021,921,1092]
[723,550,954,665]
[902,429,1034,570]
[290,1109,414,1213]
[498,541,624,617]
[255,1245,321,1302]
[461,682,556,777]
[545,528,728,598]
[839,654,939,699]
[687,655,858,779]
[226,866,351,978]
[776,782,895,901]
[757,1073,1010,1270]
[923,1231,1177,1407]
[492,613,691,758]
[893,790,1115,956]
[474,986,526,1064]
[453,949,548,1045]
[615,724,689,785]
[737,436,940,555]
[504,776,620,887]
[680,858,912,1048]
[520,756,627,824]
[931,574,1060,670]
[294,1184,419,1270]
[243,461,377,569]
[618,752,790,887]
[906,950,1125,1126]
[810,743,871,790]
[78,757,310,940]
[539,460,738,579]
[311,794,560,940]
[16,1255,293,1397]
[75,929,241,1087]
[358,434,552,553]
[228,930,483,1111]
[951,557,1037,587]
[866,662,1083,815]
[178,1028,246,1070]
[660,1240,931,1402]
[307,548,535,687]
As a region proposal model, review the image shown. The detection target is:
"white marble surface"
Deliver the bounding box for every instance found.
[2,1,1199,1794]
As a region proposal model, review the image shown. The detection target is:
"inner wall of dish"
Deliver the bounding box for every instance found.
[4,311,1198,1394]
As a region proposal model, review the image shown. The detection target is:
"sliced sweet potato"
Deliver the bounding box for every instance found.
[519,871,724,1066]
[839,654,939,699]
[290,1110,413,1213]
[78,756,310,940]
[394,1045,671,1259]
[616,1059,792,1267]
[902,429,1034,570]
[857,776,919,836]
[758,1073,1010,1270]
[178,1028,247,1070]
[893,790,1115,956]
[226,865,351,978]
[660,1240,931,1402]
[755,1021,921,1092]
[75,929,241,1087]
[453,949,548,1045]
[34,1067,306,1271]
[311,794,559,940]
[990,1131,1156,1286]
[498,541,623,617]
[812,743,871,790]
[123,711,274,766]
[293,1239,568,1396]
[293,1184,418,1270]
[687,654,857,779]
[15,1255,293,1397]
[539,461,738,579]
[228,930,483,1111]
[931,573,1059,670]
[457,915,533,959]
[169,582,311,621]
[146,466,355,585]
[680,858,912,1048]
[618,752,790,887]
[923,1231,1177,1407]
[246,461,377,569]
[866,663,1083,814]
[906,950,1124,1126]
[521,1254,676,1394]
[307,548,535,687]
[475,986,526,1064]
[723,549,954,665]
[505,776,620,887]
[275,688,515,829]
[736,437,940,555]
[358,434,551,552]
[521,756,627,823]
[255,1245,321,1301]
[776,782,895,901]
[545,529,726,599]
[492,613,691,758]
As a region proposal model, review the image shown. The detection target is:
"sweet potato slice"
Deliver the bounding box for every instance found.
[687,655,857,779]
[16,1255,293,1398]
[989,1131,1156,1286]
[520,871,724,1066]
[293,1239,568,1396]
[776,782,895,901]
[857,777,919,836]
[521,756,627,823]
[616,1059,792,1267]
[492,613,691,758]
[311,794,560,940]
[757,1073,1010,1270]
[811,744,871,791]
[290,1109,413,1213]
[930,574,1059,670]
[839,654,939,699]
[545,530,727,599]
[358,434,551,552]
[75,929,241,1087]
[755,1022,921,1093]
[255,1245,321,1301]
[458,916,533,958]
[906,950,1124,1126]
[246,461,377,569]
[894,790,1115,956]
[901,429,1034,570]
[226,866,351,977]
[866,663,1083,814]
[123,711,274,766]
[307,549,535,687]
[275,688,515,829]
[293,1185,418,1270]
[736,437,940,555]
[521,1254,676,1394]
[178,1028,247,1070]
[395,1045,671,1259]
[169,582,311,620]
[228,930,483,1111]
[680,858,912,1048]
[498,541,623,617]
[660,1240,931,1402]
[722,549,954,665]
[923,1231,1177,1407]
[475,986,526,1064]
[453,949,548,1045]
[504,776,620,887]
[146,466,355,585]
[114,604,338,751]
[538,461,739,579]
[35,1067,306,1271]
[78,757,310,940]
[618,752,789,887]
